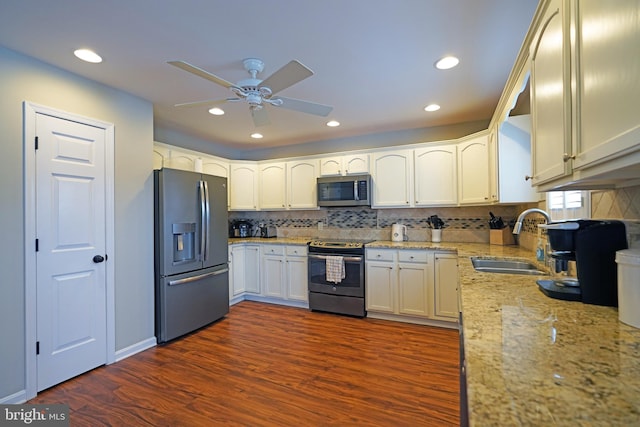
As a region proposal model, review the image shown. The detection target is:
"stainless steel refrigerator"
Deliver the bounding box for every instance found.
[154,168,229,343]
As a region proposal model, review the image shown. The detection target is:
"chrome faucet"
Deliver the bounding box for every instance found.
[512,208,551,235]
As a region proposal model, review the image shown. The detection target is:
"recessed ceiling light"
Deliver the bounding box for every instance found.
[326,120,340,127]
[208,107,225,115]
[251,133,263,139]
[74,48,102,63]
[435,56,459,70]
[424,104,441,112]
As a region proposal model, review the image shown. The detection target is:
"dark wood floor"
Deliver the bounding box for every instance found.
[30,301,460,426]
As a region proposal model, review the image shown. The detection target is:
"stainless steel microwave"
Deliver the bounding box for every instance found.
[317,174,371,207]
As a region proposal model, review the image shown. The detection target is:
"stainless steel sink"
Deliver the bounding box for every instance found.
[470,257,547,275]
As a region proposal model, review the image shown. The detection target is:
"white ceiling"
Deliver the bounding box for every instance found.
[0,1,539,153]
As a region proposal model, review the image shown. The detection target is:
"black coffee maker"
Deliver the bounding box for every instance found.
[537,220,628,306]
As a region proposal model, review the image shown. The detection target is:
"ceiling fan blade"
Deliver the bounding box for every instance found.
[274,97,333,117]
[168,61,238,89]
[251,107,270,127]
[174,98,239,108]
[259,60,313,95]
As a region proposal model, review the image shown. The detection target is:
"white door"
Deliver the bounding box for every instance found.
[35,113,107,391]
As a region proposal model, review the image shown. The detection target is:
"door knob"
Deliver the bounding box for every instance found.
[93,255,105,263]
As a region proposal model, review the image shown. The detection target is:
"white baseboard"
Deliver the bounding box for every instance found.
[243,294,309,309]
[114,337,157,362]
[0,390,27,404]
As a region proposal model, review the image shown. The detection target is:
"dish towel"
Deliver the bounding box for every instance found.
[325,256,345,284]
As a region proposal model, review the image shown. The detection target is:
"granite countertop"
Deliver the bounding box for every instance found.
[228,237,312,245]
[454,243,640,426]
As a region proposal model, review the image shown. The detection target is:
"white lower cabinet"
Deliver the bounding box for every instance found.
[366,248,457,325]
[433,252,459,320]
[261,244,309,303]
[229,243,261,302]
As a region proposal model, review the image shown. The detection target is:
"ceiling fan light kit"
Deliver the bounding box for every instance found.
[169,57,333,128]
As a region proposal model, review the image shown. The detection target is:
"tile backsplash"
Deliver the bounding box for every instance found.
[230,205,519,243]
[516,185,640,252]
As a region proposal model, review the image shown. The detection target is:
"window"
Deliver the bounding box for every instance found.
[547,191,591,221]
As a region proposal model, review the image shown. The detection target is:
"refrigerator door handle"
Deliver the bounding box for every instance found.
[199,180,206,261]
[203,180,210,261]
[168,268,229,286]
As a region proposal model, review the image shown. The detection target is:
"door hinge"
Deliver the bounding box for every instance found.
[35,136,39,150]
[35,239,39,252]
[36,341,40,355]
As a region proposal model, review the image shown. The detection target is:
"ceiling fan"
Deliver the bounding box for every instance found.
[168,58,333,127]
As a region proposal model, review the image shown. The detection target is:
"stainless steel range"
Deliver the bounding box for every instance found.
[307,239,369,317]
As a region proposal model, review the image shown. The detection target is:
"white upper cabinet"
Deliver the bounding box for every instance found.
[498,116,538,203]
[572,0,640,171]
[414,144,458,206]
[527,0,640,190]
[201,159,229,178]
[319,153,369,176]
[343,154,369,175]
[287,159,318,209]
[529,0,573,186]
[229,163,259,210]
[259,162,287,210]
[372,150,413,207]
[458,134,491,205]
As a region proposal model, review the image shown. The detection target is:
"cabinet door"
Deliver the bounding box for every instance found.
[344,154,369,175]
[202,160,229,178]
[372,151,412,207]
[229,163,259,210]
[319,157,342,176]
[286,255,308,302]
[573,0,640,170]
[498,116,538,203]
[530,0,572,185]
[414,144,458,206]
[263,255,285,298]
[366,262,395,313]
[397,262,430,317]
[458,135,490,204]
[244,245,261,293]
[229,245,245,296]
[287,160,318,209]
[259,162,286,210]
[433,253,459,320]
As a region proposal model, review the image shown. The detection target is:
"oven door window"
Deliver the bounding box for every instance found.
[308,254,364,297]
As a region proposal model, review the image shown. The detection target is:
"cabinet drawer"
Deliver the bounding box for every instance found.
[366,249,395,262]
[286,245,307,256]
[398,250,428,263]
[263,245,285,256]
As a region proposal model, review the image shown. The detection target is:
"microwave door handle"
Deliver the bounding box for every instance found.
[354,180,359,201]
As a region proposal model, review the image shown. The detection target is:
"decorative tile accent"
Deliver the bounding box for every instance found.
[230,205,520,243]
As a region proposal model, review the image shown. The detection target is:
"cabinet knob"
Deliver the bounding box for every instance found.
[563,153,576,162]
[525,175,533,181]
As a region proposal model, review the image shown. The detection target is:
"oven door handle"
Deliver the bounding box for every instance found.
[308,254,362,262]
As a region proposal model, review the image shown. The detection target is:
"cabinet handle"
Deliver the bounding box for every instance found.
[525,175,533,181]
[563,153,576,162]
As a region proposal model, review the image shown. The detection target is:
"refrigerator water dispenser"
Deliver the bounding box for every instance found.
[172,222,196,264]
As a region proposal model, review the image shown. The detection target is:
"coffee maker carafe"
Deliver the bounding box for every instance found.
[538,220,628,306]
